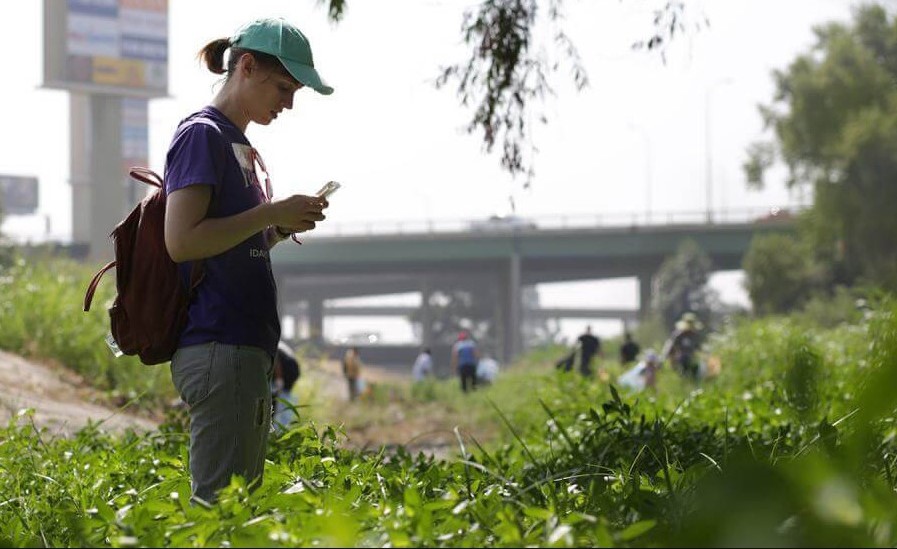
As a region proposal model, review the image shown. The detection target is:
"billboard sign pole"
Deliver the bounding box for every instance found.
[42,0,168,261]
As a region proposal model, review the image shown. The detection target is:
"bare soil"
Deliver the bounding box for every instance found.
[0,349,483,460]
[0,350,157,436]
[296,358,480,460]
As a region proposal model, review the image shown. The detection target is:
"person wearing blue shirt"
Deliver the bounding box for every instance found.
[163,18,332,503]
[451,331,480,393]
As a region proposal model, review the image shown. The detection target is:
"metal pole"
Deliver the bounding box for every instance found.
[704,89,712,224]
[628,123,652,225]
[704,78,733,225]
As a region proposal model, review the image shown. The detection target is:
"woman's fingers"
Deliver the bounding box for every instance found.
[272,194,328,228]
[284,222,313,233]
[278,215,324,234]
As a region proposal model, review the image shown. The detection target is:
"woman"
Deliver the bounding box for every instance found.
[163,18,333,503]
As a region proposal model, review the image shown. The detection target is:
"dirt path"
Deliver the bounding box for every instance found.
[0,349,479,460]
[0,350,157,436]
[295,358,486,460]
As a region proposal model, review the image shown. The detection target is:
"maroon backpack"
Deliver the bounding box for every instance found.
[83,168,204,365]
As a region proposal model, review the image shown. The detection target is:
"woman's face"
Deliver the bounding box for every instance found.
[240,54,304,125]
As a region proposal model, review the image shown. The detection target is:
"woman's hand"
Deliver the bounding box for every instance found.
[269,194,328,233]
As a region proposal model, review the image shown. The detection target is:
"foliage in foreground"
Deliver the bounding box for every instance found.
[1,298,897,547]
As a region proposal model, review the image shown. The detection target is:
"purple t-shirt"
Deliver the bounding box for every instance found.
[164,106,280,357]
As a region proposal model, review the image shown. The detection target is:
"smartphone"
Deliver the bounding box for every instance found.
[316,181,341,199]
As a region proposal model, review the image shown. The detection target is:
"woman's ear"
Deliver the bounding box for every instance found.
[236,52,256,78]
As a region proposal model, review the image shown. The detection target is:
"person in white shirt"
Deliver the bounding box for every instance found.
[476,357,499,385]
[412,348,433,382]
[618,349,662,392]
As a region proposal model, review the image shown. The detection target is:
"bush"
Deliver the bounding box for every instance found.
[743,232,821,314]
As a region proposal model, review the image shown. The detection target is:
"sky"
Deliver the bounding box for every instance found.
[0,0,861,344]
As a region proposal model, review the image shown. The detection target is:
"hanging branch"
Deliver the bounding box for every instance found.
[317,0,702,188]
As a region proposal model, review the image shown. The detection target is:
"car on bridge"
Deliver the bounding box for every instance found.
[756,207,794,223]
[338,331,382,345]
[468,215,538,232]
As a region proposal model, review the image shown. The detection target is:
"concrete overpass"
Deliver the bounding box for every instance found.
[271,214,796,363]
[301,304,639,322]
[2,211,796,368]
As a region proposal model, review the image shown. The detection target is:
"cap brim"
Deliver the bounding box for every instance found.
[280,58,333,95]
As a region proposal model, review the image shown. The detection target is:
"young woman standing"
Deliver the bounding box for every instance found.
[163,18,333,503]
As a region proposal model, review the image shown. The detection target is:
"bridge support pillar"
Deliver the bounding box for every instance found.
[276,276,292,341]
[500,253,522,364]
[638,271,654,319]
[71,94,128,263]
[308,296,324,345]
[420,282,433,349]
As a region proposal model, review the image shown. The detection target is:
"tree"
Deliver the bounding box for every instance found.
[744,3,897,291]
[318,0,703,186]
[409,284,553,354]
[411,289,496,346]
[0,193,8,251]
[742,233,820,315]
[520,285,559,346]
[651,239,717,330]
[410,287,499,353]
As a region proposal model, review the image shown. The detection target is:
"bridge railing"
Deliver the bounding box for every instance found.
[312,205,802,237]
[1,205,801,245]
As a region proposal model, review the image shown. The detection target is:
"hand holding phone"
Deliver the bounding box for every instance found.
[273,186,335,245]
[316,181,341,199]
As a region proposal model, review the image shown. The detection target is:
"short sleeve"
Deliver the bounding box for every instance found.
[164,121,227,196]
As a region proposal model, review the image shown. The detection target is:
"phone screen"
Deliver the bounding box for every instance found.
[316,181,341,199]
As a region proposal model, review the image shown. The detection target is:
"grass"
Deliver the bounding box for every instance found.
[2,255,897,546]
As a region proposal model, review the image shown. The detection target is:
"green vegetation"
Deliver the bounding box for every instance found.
[1,252,896,546]
[0,254,175,411]
[742,233,821,315]
[651,239,718,331]
[744,3,897,294]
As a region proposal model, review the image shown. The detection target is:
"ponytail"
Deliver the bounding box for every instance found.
[197,37,293,81]
[198,38,231,75]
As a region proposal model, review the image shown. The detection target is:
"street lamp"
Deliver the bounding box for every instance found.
[628,122,652,224]
[704,77,734,223]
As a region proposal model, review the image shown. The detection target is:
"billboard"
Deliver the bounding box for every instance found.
[121,97,148,169]
[43,0,168,98]
[0,176,39,216]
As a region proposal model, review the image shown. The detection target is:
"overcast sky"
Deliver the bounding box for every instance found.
[0,0,860,343]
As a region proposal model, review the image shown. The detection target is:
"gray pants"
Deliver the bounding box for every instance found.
[170,342,273,502]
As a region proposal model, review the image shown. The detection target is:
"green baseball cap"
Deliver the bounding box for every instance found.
[231,18,333,95]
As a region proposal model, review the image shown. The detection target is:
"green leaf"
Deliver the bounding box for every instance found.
[619,519,656,541]
[523,507,554,521]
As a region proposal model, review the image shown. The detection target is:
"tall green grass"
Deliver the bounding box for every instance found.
[0,254,174,410]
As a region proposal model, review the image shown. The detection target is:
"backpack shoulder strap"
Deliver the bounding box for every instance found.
[129,167,163,189]
[83,260,116,312]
